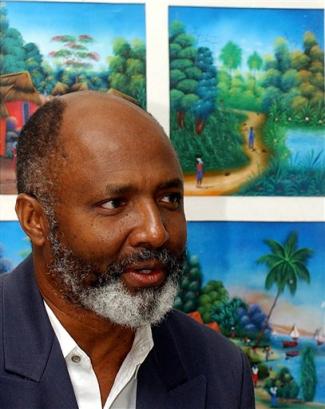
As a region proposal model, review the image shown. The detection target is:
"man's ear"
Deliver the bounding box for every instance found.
[15,193,48,247]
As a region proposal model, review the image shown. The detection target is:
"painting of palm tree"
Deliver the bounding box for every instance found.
[256,231,313,344]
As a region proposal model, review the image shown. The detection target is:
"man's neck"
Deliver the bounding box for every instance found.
[34,256,135,405]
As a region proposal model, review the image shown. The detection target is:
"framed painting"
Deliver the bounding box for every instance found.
[182,221,325,408]
[0,1,146,193]
[169,6,325,197]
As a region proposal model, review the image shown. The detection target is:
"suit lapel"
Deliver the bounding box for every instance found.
[137,316,207,409]
[2,256,78,409]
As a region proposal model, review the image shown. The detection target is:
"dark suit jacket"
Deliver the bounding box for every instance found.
[0,256,255,409]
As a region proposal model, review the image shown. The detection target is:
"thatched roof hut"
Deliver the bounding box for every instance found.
[51,81,69,96]
[70,80,88,93]
[0,72,42,118]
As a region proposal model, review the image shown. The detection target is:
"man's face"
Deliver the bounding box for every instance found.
[44,95,187,328]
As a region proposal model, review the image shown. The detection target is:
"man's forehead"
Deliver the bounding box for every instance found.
[61,91,149,124]
[51,92,180,178]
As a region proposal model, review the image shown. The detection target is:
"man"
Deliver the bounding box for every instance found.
[0,91,255,409]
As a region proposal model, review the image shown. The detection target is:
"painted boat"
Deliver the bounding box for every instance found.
[283,340,298,348]
[314,328,325,346]
[286,350,299,358]
[282,325,299,348]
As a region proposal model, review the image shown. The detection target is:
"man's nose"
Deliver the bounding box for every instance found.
[128,201,169,249]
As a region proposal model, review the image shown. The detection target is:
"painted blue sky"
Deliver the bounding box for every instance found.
[5,2,145,69]
[187,221,325,310]
[169,7,324,72]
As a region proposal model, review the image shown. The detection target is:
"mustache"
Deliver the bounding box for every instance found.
[94,248,186,287]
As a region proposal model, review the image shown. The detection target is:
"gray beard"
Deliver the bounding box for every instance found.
[46,223,184,329]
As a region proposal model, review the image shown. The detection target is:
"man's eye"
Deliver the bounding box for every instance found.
[100,198,126,210]
[160,192,182,208]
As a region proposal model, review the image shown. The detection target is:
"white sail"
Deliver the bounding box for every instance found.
[315,328,325,345]
[290,325,299,340]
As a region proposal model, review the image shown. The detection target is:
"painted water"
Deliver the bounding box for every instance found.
[269,335,325,404]
[286,129,325,168]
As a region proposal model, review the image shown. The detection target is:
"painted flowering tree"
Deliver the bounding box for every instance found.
[49,34,99,71]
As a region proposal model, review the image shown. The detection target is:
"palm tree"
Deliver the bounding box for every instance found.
[255,231,313,345]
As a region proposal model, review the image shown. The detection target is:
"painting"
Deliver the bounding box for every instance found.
[169,7,325,197]
[0,1,146,193]
[1,220,324,408]
[178,221,325,408]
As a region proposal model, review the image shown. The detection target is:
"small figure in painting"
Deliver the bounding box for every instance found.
[269,385,278,408]
[195,155,204,187]
[264,345,271,362]
[252,364,259,387]
[248,126,255,151]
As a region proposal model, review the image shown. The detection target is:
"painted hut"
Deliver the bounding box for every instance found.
[51,81,69,96]
[0,72,42,156]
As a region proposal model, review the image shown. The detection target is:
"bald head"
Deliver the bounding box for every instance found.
[16,91,178,205]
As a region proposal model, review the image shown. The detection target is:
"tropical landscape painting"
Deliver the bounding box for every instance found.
[1,220,324,408]
[0,1,146,193]
[169,7,325,196]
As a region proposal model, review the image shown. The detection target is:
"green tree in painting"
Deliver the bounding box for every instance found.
[192,47,217,134]
[174,254,203,313]
[255,231,313,343]
[262,37,299,113]
[211,297,246,336]
[264,367,299,399]
[293,32,324,111]
[108,37,146,107]
[300,347,317,402]
[170,21,200,129]
[219,41,242,74]
[198,280,229,323]
[24,42,48,92]
[0,3,26,73]
[247,51,263,76]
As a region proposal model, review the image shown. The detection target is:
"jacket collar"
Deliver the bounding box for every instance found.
[137,313,207,409]
[2,255,55,381]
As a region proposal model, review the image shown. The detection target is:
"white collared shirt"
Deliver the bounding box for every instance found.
[44,303,153,409]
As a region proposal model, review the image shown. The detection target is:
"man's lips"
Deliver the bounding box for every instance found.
[122,262,166,289]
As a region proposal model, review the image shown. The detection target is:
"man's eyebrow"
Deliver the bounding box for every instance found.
[158,178,184,191]
[105,184,135,195]
[104,178,184,196]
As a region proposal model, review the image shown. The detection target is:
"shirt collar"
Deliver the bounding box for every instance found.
[44,301,154,364]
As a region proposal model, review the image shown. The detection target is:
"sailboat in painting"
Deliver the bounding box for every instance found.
[314,328,325,346]
[283,325,299,348]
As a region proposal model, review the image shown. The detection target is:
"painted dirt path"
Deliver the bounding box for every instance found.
[184,111,269,196]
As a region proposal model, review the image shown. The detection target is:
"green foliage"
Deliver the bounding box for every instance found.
[300,347,317,402]
[239,155,325,196]
[264,367,300,399]
[24,42,48,91]
[247,51,263,72]
[257,363,270,380]
[0,7,26,73]
[108,37,146,107]
[210,297,246,335]
[219,41,242,71]
[258,231,313,296]
[169,21,217,130]
[174,254,203,313]
[171,109,249,172]
[197,280,229,323]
